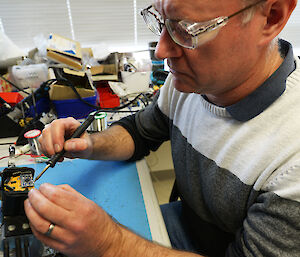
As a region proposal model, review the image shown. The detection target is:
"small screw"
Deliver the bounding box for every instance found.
[8,225,16,231]
[22,223,30,230]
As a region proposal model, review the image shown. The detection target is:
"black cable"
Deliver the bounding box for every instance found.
[104,110,138,113]
[0,74,30,95]
[0,103,12,117]
[138,96,147,108]
[1,78,55,119]
[52,69,154,117]
[141,92,152,106]
[55,76,146,112]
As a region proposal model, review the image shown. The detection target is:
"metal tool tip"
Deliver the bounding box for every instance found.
[34,164,50,182]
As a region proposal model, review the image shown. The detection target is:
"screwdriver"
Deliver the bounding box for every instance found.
[34,114,96,182]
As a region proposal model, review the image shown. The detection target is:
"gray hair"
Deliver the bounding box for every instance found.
[240,0,264,24]
[240,0,279,54]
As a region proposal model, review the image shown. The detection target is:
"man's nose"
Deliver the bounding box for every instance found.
[155,27,183,60]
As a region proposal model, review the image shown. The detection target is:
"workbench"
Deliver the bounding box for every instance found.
[0,137,170,256]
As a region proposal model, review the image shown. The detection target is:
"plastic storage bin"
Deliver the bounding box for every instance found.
[52,95,97,119]
[26,97,50,117]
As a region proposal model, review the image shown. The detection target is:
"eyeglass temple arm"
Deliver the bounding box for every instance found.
[227,0,265,20]
[141,5,153,15]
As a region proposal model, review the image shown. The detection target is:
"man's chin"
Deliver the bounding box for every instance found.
[172,76,198,93]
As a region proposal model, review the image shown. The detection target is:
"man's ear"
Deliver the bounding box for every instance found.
[258,0,297,46]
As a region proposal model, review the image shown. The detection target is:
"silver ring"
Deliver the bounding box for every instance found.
[44,223,55,236]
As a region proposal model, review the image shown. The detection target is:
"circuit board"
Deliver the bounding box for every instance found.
[4,173,34,192]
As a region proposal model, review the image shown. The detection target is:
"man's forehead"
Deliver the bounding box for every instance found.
[154,0,235,21]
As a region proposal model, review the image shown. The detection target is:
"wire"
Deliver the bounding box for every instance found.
[0,153,43,161]
[0,74,30,95]
[0,155,9,161]
[54,71,149,112]
[104,110,139,113]
[0,78,56,119]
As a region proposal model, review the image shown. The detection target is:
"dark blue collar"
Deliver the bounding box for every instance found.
[226,39,296,121]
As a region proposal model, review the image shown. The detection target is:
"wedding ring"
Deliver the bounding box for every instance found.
[44,223,55,236]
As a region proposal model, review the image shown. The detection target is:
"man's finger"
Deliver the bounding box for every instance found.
[30,225,67,253]
[38,183,87,211]
[57,184,80,194]
[50,118,79,152]
[27,188,72,228]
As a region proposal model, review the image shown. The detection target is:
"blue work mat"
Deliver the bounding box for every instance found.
[2,159,152,241]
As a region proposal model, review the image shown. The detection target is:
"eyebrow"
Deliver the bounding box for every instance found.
[147,4,193,23]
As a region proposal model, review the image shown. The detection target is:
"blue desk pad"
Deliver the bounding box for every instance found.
[3,159,152,240]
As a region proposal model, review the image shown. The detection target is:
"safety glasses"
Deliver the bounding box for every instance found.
[141,0,265,49]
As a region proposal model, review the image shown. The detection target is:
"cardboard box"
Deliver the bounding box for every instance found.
[49,68,95,101]
[46,34,83,70]
[90,52,119,81]
[49,84,95,101]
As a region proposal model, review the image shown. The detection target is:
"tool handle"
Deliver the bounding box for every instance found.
[48,115,95,168]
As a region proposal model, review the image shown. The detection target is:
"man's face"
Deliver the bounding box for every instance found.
[154,0,265,104]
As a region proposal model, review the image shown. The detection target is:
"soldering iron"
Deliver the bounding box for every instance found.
[34,112,96,182]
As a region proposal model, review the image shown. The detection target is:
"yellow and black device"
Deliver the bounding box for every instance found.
[1,166,35,237]
[0,166,35,256]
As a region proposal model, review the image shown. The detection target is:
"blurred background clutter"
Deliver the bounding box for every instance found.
[0,0,299,147]
[0,30,169,146]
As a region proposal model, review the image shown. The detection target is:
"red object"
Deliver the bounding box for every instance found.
[96,84,120,108]
[24,129,41,139]
[0,92,24,106]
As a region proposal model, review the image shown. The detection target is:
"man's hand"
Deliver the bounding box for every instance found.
[25,184,202,257]
[24,183,122,257]
[39,117,135,161]
[39,117,93,161]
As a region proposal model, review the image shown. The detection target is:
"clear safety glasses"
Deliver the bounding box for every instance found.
[141,0,265,49]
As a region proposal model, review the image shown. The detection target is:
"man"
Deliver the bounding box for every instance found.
[25,0,300,256]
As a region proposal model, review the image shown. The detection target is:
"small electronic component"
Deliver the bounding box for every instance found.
[4,173,34,192]
[7,145,16,168]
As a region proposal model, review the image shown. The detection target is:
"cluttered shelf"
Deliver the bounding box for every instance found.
[0,33,169,145]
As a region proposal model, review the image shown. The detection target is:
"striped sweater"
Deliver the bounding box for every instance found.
[116,41,300,256]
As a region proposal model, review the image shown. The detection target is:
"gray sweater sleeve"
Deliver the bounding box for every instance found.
[113,91,170,161]
[226,190,300,257]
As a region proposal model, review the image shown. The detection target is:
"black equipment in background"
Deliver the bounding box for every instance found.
[0,80,53,140]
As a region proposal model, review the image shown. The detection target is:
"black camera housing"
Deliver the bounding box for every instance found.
[1,166,35,238]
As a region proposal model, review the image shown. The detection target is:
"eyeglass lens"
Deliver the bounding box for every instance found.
[142,8,163,36]
[142,6,228,49]
[166,20,194,48]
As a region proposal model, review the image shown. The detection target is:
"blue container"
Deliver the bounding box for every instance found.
[26,97,50,117]
[52,95,97,119]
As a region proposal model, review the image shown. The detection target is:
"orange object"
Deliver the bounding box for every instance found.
[0,92,24,106]
[97,86,120,108]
